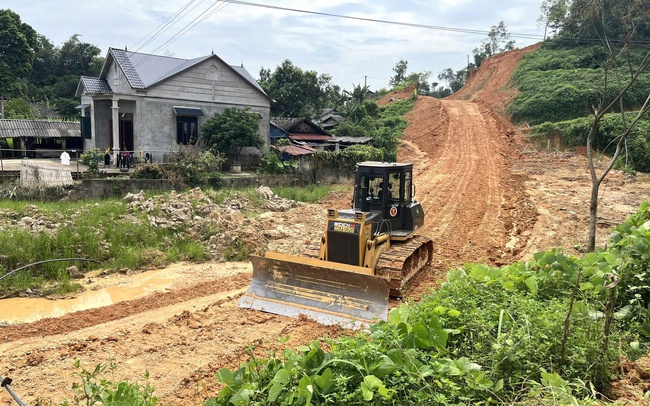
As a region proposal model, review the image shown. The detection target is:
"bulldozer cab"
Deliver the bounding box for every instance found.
[352,162,421,238]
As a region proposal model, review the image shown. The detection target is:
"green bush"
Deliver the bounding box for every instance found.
[509,43,650,125]
[165,150,224,188]
[130,163,167,179]
[530,113,650,172]
[58,359,158,406]
[80,147,104,176]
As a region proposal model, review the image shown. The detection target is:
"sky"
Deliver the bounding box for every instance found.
[3,0,546,91]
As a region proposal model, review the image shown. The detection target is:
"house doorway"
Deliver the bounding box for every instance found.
[109,113,134,152]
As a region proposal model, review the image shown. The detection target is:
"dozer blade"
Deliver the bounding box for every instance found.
[239,252,389,329]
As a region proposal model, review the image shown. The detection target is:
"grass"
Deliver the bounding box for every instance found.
[274,184,347,203]
[0,184,340,296]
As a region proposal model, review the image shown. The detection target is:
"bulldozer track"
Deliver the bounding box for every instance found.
[376,235,434,298]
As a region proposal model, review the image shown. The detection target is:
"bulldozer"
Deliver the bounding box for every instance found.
[238,161,433,328]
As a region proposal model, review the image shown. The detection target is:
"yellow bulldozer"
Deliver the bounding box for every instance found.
[238,161,433,328]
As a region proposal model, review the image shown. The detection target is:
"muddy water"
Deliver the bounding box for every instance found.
[0,270,173,325]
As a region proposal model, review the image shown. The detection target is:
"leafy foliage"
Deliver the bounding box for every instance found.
[0,9,37,97]
[80,147,104,177]
[208,201,650,405]
[509,44,650,125]
[258,60,340,117]
[530,113,650,172]
[164,149,224,188]
[319,144,384,170]
[472,21,515,68]
[57,359,158,406]
[200,107,263,163]
[1,12,102,118]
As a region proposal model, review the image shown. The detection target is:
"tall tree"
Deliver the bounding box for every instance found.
[0,9,37,97]
[571,3,650,251]
[258,60,338,117]
[538,0,570,40]
[389,59,408,87]
[473,21,515,67]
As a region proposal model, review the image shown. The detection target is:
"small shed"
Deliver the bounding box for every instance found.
[271,143,316,172]
[0,119,82,157]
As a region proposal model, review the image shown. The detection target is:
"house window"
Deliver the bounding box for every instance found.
[173,106,204,145]
[176,116,198,145]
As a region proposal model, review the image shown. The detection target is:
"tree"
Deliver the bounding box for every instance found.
[538,0,570,40]
[472,21,515,67]
[575,4,650,251]
[258,60,339,117]
[389,60,408,87]
[0,9,36,97]
[438,68,467,93]
[201,107,264,164]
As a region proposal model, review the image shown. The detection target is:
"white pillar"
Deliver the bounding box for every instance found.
[111,99,119,163]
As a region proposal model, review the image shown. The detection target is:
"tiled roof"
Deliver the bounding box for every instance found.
[270,117,303,131]
[110,48,146,89]
[80,76,112,94]
[0,119,80,138]
[99,48,267,98]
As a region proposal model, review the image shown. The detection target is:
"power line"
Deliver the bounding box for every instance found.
[132,0,203,53]
[132,1,230,68]
[219,0,545,41]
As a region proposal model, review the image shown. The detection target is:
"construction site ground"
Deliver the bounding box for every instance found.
[2,45,650,404]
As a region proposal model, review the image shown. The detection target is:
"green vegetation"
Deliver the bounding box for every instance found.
[201,107,264,164]
[57,359,159,406]
[332,98,414,163]
[509,45,650,125]
[273,184,346,204]
[530,114,650,172]
[206,202,650,405]
[0,185,337,296]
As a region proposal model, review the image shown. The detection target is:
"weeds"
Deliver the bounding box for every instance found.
[55,358,158,406]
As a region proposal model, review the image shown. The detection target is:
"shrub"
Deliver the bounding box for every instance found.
[80,147,104,177]
[130,163,167,180]
[165,150,224,188]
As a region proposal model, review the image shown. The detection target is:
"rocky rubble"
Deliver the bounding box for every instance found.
[123,186,305,260]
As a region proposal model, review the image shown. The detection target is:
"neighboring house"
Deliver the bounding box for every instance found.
[271,143,316,172]
[76,48,271,164]
[333,136,373,149]
[0,119,82,158]
[270,117,338,152]
[313,108,343,130]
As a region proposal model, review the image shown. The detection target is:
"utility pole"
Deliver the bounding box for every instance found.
[364,76,367,87]
[0,94,4,118]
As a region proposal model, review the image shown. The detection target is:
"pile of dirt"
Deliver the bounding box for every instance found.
[450,43,541,111]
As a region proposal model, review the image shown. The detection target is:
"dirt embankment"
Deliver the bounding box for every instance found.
[2,44,650,405]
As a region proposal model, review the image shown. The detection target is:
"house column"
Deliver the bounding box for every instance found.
[111,98,119,164]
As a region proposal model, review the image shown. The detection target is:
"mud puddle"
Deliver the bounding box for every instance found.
[0,269,173,324]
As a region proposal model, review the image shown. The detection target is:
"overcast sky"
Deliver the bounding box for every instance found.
[4,0,545,91]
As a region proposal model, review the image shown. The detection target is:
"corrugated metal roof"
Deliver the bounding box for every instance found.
[79,76,112,94]
[0,119,80,139]
[334,136,373,144]
[272,144,316,156]
[289,134,336,142]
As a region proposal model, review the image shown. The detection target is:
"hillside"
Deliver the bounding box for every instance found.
[2,47,650,404]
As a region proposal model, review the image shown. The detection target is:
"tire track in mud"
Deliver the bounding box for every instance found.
[400,97,532,282]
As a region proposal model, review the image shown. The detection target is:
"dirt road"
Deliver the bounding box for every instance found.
[3,62,650,405]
